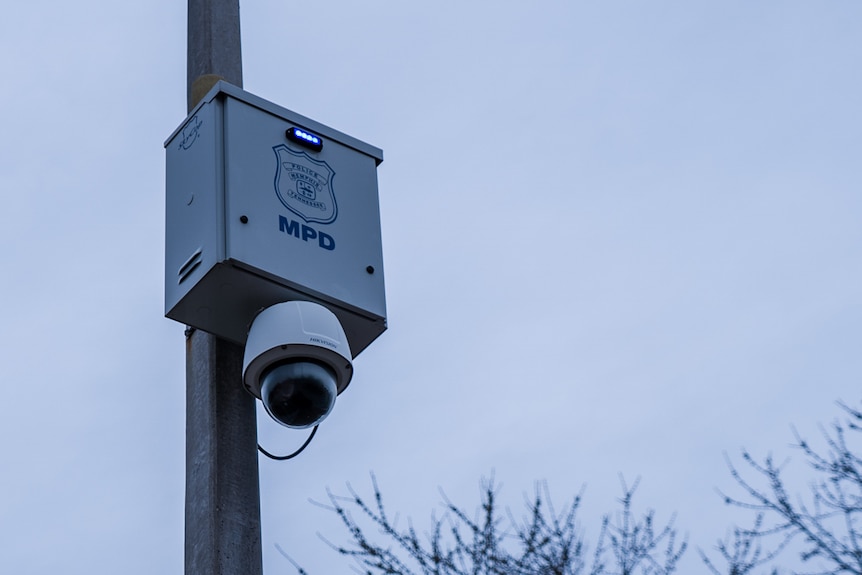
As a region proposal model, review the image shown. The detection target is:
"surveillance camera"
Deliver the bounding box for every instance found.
[242,301,353,429]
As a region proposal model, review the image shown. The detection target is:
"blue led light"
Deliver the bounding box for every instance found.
[287,127,324,152]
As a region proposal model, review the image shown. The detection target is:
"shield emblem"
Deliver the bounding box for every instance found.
[273,144,337,225]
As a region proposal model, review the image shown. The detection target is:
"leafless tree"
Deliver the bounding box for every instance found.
[285,475,686,575]
[596,478,687,575]
[705,401,862,575]
[286,400,862,574]
[699,513,782,575]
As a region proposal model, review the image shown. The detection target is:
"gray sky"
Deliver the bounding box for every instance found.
[1,1,860,573]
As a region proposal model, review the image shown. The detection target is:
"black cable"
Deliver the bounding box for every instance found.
[258,425,319,460]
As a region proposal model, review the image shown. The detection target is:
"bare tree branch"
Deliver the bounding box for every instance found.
[714,400,862,575]
[293,475,686,575]
[286,400,862,575]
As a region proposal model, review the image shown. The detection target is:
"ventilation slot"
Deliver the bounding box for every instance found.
[178,248,203,285]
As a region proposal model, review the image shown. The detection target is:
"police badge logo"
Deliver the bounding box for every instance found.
[273,144,338,225]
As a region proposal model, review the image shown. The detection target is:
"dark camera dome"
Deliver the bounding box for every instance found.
[259,360,338,429]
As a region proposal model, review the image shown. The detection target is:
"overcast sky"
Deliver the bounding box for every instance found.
[1,1,861,573]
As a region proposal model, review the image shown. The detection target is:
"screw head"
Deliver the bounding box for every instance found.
[240,215,249,224]
[366,266,375,274]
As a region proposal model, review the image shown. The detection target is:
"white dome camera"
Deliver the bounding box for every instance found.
[242,301,353,429]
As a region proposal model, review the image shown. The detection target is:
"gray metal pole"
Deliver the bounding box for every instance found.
[185,2,262,575]
[187,0,243,110]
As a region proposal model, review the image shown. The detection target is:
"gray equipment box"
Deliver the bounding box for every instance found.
[165,82,386,356]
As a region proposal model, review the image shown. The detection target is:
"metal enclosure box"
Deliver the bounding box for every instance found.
[165,82,386,356]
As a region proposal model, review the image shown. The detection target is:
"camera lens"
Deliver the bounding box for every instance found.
[259,360,338,428]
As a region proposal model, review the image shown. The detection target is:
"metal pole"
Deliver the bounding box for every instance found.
[187,0,243,110]
[185,2,262,575]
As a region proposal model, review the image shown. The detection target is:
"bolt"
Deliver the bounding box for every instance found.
[240,215,249,224]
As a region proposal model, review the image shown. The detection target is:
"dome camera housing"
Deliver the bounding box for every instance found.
[243,301,353,428]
